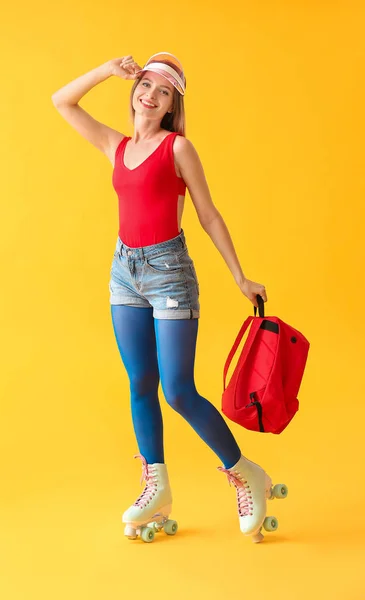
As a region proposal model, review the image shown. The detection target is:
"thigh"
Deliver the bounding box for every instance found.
[154,318,199,395]
[111,305,159,379]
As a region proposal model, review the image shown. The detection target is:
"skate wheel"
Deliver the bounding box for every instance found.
[263,516,278,532]
[272,484,288,499]
[163,520,178,536]
[141,527,155,543]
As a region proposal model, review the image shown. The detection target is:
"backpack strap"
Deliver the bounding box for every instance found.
[223,316,262,391]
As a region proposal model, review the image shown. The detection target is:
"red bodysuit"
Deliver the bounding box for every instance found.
[112,132,187,248]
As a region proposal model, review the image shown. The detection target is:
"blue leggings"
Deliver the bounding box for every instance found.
[110,305,242,469]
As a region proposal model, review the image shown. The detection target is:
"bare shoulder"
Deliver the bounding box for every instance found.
[172,135,200,164]
[172,135,196,154]
[172,135,202,174]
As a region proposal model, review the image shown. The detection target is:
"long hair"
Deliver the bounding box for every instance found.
[129,76,186,137]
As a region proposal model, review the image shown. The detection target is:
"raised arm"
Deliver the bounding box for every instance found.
[51,57,141,165]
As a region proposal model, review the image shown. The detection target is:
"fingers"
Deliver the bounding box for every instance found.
[120,56,135,68]
[120,57,140,77]
[253,298,266,309]
[241,279,268,307]
[255,288,267,308]
[255,289,267,304]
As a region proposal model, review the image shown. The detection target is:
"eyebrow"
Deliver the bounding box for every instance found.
[142,78,172,91]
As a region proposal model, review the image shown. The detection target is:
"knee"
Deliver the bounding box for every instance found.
[130,370,159,398]
[163,382,196,414]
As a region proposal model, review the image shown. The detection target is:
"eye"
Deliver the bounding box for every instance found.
[141,82,168,94]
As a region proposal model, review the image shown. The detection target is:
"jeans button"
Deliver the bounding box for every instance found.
[127,251,132,256]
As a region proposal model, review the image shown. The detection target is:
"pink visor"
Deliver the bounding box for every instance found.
[135,52,186,96]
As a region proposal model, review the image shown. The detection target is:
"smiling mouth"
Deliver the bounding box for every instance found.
[140,99,157,108]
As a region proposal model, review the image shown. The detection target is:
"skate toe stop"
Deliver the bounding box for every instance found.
[251,532,264,543]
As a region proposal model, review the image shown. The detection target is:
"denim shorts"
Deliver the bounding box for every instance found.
[109,229,200,319]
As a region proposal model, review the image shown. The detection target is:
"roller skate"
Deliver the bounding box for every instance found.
[122,454,178,543]
[218,454,288,543]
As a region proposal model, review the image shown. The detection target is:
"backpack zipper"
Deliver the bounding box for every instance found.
[246,392,265,432]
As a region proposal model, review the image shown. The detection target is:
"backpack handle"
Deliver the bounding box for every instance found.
[254,294,265,318]
[223,296,265,391]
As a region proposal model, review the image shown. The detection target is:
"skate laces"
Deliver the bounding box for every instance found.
[218,467,253,517]
[133,454,158,509]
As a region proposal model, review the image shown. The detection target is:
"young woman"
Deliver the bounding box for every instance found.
[52,52,272,543]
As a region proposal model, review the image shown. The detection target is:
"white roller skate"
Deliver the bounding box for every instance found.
[122,454,178,543]
[218,454,288,543]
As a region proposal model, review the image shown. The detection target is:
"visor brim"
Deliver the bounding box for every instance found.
[135,64,185,96]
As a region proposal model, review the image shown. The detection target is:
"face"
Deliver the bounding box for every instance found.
[133,71,175,120]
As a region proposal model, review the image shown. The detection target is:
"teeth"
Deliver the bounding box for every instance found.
[141,100,156,107]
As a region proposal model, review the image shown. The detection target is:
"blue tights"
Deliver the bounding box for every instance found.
[110,305,242,469]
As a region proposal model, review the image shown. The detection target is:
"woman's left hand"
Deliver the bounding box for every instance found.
[238,278,267,308]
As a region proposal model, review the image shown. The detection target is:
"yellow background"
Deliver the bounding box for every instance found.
[1,1,364,598]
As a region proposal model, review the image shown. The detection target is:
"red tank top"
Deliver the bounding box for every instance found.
[112,132,187,248]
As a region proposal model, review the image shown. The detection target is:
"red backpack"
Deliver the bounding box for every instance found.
[222,296,310,434]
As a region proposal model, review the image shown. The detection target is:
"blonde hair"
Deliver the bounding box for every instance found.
[129,76,186,137]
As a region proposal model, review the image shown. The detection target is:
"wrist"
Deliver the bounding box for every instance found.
[99,61,113,79]
[236,275,246,287]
